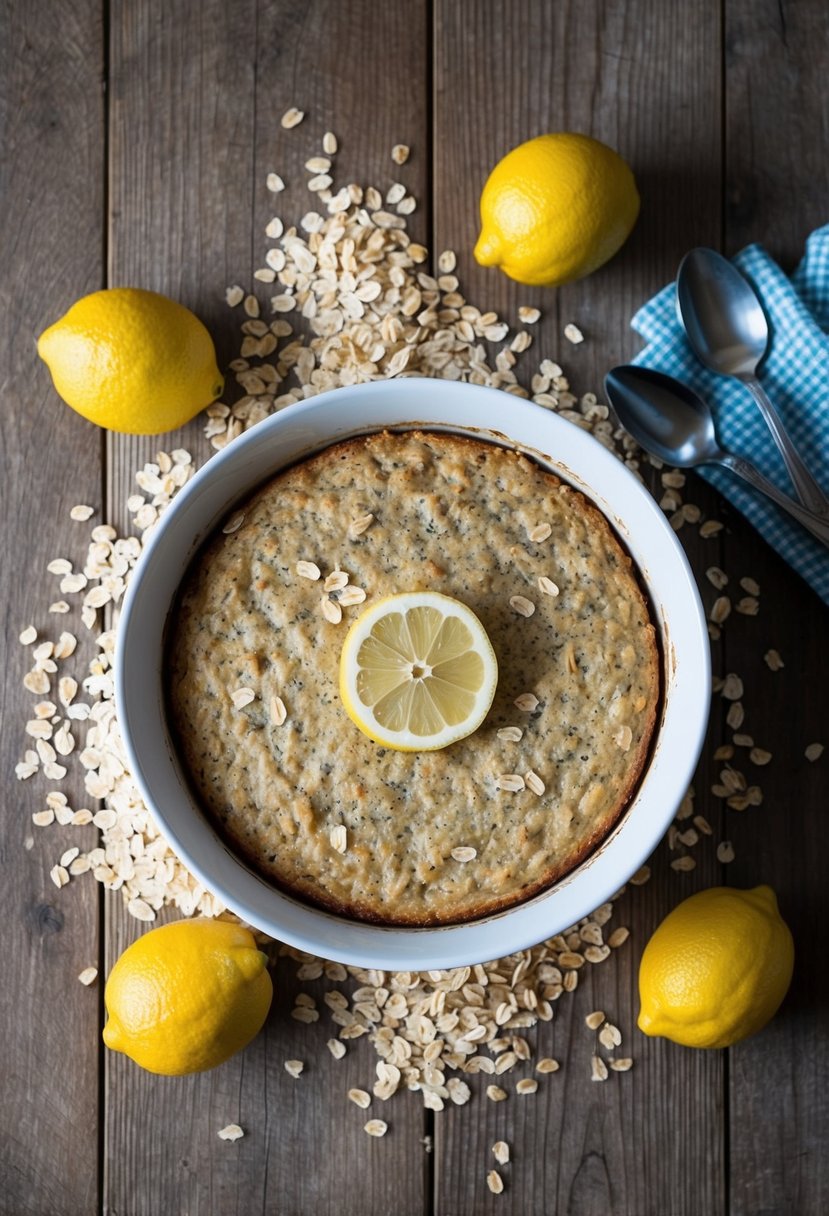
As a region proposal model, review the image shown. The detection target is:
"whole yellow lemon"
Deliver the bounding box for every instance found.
[638,885,794,1049]
[474,132,640,287]
[37,287,223,434]
[103,918,273,1075]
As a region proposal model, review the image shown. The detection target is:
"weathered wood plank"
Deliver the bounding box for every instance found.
[105,3,430,1213]
[723,3,829,1211]
[720,521,829,1216]
[725,0,829,265]
[0,2,105,1212]
[432,1,726,1212]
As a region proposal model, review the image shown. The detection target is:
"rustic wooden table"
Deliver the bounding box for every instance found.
[2,2,827,1213]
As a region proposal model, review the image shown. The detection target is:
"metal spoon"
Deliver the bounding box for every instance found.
[676,246,829,517]
[604,365,829,549]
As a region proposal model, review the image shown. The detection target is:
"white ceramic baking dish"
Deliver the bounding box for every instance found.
[115,378,710,968]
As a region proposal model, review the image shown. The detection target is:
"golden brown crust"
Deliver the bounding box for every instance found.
[167,429,660,926]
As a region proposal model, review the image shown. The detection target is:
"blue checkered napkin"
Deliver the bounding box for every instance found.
[630,225,829,605]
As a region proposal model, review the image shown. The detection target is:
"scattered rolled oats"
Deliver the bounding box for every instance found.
[494,774,525,792]
[699,519,724,538]
[364,1119,387,1137]
[451,846,477,863]
[509,594,535,617]
[70,504,95,522]
[716,841,735,863]
[217,1124,244,1142]
[599,1023,622,1049]
[222,511,245,534]
[590,1055,608,1081]
[670,856,696,872]
[764,649,784,671]
[525,770,545,796]
[538,576,559,597]
[284,1059,304,1078]
[564,323,584,344]
[528,522,552,543]
[349,513,374,538]
[487,1170,504,1194]
[330,825,347,854]
[391,144,410,164]
[78,967,98,986]
[280,107,304,129]
[535,1058,559,1074]
[231,687,256,709]
[513,693,539,712]
[486,1085,508,1102]
[749,747,772,766]
[321,597,343,624]
[518,306,541,324]
[492,1141,510,1165]
[497,726,523,743]
[610,1058,634,1072]
[327,1038,346,1059]
[585,1010,605,1030]
[338,586,367,607]
[805,742,824,762]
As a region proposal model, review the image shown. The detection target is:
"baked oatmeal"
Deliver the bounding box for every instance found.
[167,430,659,924]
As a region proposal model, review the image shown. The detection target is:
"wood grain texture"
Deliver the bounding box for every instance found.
[725,0,829,265]
[105,3,430,1213]
[723,4,829,1211]
[432,1,726,1212]
[721,521,829,1216]
[3,1,827,1211]
[0,2,105,1212]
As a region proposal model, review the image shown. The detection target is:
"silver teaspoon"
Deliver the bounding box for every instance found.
[604,365,829,549]
[676,247,829,518]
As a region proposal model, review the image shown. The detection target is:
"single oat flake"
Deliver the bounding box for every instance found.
[280,107,304,129]
[487,1170,505,1194]
[492,1140,510,1164]
[217,1124,244,1142]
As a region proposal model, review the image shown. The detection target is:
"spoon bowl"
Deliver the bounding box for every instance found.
[676,247,769,377]
[604,364,829,549]
[604,365,723,466]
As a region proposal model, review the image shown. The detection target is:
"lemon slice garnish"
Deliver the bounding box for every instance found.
[339,592,498,751]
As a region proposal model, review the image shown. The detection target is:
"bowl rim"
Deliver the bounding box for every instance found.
[115,378,710,968]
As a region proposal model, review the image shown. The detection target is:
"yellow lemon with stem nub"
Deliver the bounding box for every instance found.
[339,592,498,751]
[103,919,273,1075]
[474,132,640,287]
[638,885,794,1049]
[37,287,224,434]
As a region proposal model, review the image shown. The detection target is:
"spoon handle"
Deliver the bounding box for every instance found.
[742,377,829,518]
[719,453,829,548]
